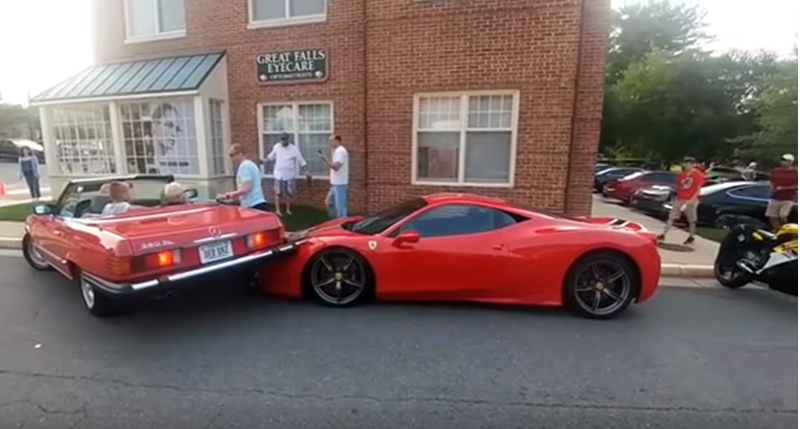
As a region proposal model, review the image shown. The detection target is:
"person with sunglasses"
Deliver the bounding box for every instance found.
[217,144,268,211]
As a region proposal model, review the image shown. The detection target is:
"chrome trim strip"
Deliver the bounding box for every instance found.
[81,244,297,292]
[193,233,238,244]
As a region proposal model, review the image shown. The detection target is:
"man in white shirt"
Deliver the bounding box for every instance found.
[266,134,309,215]
[319,135,349,218]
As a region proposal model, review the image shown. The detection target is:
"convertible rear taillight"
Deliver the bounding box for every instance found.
[133,249,182,272]
[246,232,268,249]
[107,257,132,276]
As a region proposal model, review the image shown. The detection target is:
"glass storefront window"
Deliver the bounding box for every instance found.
[51,105,117,175]
[118,99,200,175]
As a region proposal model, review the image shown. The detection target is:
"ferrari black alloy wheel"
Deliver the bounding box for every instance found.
[563,252,637,319]
[307,248,371,307]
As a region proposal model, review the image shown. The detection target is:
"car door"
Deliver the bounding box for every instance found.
[42,185,84,275]
[373,204,517,299]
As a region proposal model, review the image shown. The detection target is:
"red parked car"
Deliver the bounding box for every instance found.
[260,193,662,319]
[22,175,295,317]
[603,171,678,204]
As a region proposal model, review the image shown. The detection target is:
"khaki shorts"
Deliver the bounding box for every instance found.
[668,199,698,223]
[766,199,794,219]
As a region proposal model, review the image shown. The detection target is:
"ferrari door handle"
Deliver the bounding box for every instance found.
[491,244,505,250]
[54,230,64,237]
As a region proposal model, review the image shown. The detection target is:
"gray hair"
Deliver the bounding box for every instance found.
[162,182,186,204]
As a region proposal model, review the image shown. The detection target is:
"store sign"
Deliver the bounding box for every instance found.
[256,49,328,84]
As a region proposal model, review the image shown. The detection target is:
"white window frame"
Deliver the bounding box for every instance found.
[257,101,334,179]
[247,0,327,30]
[411,90,520,188]
[123,0,187,44]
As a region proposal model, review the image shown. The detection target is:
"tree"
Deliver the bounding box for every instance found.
[732,58,798,164]
[613,50,749,164]
[600,1,710,154]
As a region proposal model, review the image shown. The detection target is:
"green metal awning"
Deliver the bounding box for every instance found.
[31,52,225,105]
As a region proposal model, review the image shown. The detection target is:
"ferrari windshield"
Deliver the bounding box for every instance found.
[349,198,428,235]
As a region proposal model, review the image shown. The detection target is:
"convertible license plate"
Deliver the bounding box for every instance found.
[199,240,233,264]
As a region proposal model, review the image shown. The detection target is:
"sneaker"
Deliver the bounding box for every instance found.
[683,236,695,245]
[656,234,665,242]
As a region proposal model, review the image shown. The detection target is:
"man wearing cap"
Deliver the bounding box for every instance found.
[265,134,309,216]
[766,154,798,230]
[658,156,705,245]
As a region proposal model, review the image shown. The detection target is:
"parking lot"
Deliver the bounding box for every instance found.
[0,252,796,428]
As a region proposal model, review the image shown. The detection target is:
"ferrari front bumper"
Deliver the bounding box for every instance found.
[81,243,299,295]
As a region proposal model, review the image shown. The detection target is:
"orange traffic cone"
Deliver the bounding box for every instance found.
[0,182,6,197]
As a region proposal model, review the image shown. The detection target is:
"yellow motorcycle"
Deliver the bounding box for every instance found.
[714,221,798,295]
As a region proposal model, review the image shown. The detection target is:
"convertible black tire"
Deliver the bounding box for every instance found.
[305,247,373,307]
[562,252,638,320]
[76,269,126,318]
[22,234,52,271]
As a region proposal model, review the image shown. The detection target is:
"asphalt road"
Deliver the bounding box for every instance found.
[0,161,50,199]
[0,254,796,429]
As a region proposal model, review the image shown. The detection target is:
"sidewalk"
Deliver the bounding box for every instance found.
[592,195,718,277]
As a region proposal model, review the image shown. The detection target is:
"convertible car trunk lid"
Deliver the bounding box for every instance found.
[72,204,283,254]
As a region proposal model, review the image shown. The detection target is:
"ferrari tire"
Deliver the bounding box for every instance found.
[563,252,637,320]
[76,270,125,318]
[22,234,51,271]
[305,247,372,307]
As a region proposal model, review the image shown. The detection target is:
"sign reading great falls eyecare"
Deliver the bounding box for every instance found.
[256,49,328,84]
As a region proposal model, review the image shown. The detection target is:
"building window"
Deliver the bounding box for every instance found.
[51,106,117,176]
[249,0,326,28]
[260,102,332,177]
[125,0,186,41]
[119,99,200,175]
[414,92,517,186]
[209,99,226,175]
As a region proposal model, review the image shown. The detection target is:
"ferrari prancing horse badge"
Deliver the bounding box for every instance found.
[368,240,378,250]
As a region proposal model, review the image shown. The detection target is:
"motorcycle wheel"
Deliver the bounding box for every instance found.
[714,261,750,289]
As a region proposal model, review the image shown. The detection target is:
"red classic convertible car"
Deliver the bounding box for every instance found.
[22,175,295,317]
[260,193,662,319]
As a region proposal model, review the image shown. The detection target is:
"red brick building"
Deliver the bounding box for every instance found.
[33,0,608,215]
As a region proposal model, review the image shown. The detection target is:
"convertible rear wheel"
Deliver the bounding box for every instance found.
[22,234,51,271]
[76,270,124,317]
[307,248,371,307]
[563,252,637,319]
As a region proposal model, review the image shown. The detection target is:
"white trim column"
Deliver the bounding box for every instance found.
[108,101,126,174]
[193,95,210,178]
[38,107,58,169]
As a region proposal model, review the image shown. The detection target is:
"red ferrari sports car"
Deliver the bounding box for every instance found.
[261,193,662,319]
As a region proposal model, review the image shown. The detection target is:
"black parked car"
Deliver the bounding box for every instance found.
[0,139,45,163]
[594,167,644,193]
[630,184,676,216]
[663,181,798,228]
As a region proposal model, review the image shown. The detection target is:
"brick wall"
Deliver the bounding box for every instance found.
[91,0,606,215]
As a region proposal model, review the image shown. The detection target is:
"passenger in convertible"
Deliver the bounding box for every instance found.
[161,182,188,206]
[101,181,139,216]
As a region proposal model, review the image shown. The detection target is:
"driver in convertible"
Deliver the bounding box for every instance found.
[161,182,187,206]
[101,181,139,216]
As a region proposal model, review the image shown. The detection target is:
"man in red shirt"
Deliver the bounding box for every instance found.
[766,153,798,230]
[658,157,705,245]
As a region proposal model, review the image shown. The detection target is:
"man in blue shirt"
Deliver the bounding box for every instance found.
[219,144,268,211]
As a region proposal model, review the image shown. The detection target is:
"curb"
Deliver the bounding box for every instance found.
[661,263,714,278]
[0,237,21,250]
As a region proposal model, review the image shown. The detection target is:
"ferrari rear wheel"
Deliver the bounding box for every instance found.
[307,248,372,307]
[563,252,637,319]
[22,234,51,271]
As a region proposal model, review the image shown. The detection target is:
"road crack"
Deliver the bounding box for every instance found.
[0,368,795,415]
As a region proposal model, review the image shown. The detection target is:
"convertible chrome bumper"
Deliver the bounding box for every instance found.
[82,243,298,294]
